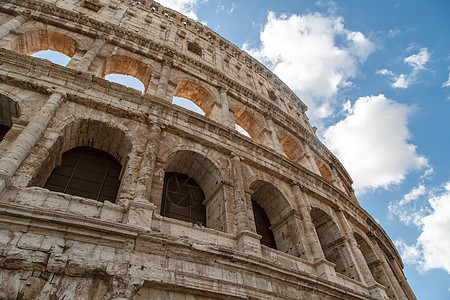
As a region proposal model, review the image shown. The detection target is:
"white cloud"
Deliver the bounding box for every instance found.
[404,48,429,70]
[442,73,450,87]
[392,74,411,89]
[323,94,428,192]
[400,184,426,206]
[394,182,450,274]
[244,12,374,121]
[378,48,430,89]
[157,0,202,20]
[418,182,450,273]
[395,239,421,265]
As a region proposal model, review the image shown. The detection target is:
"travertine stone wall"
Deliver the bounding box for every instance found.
[0,0,416,299]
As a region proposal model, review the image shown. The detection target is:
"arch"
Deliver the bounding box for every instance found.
[310,207,360,280]
[5,29,78,58]
[44,146,122,203]
[354,233,395,298]
[162,150,225,231]
[96,54,152,93]
[234,107,270,144]
[30,118,133,190]
[279,133,309,169]
[249,180,308,258]
[173,80,215,117]
[315,158,334,183]
[0,94,21,141]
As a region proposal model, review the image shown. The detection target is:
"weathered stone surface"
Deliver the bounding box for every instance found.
[0,0,415,299]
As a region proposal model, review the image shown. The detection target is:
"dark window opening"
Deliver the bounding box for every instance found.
[82,0,102,12]
[187,42,202,56]
[161,172,206,226]
[252,200,276,249]
[0,124,11,142]
[44,146,122,203]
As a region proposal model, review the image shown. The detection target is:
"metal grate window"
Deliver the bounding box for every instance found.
[161,172,206,226]
[44,146,122,203]
[252,200,276,249]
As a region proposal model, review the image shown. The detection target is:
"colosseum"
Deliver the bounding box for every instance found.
[0,0,416,299]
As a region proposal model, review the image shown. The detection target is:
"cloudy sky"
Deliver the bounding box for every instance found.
[158,1,450,298]
[33,0,449,298]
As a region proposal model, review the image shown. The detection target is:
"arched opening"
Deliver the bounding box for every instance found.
[173,80,214,117]
[315,159,334,183]
[354,233,395,298]
[29,119,132,196]
[251,199,276,249]
[162,150,225,231]
[97,55,152,93]
[5,30,77,66]
[44,146,122,203]
[173,97,205,115]
[161,172,206,226]
[0,94,20,142]
[234,108,270,144]
[105,74,145,93]
[279,133,309,169]
[310,208,360,281]
[249,180,307,258]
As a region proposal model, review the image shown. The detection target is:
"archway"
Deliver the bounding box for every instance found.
[97,54,152,93]
[173,80,214,117]
[354,233,395,298]
[163,150,225,231]
[5,30,77,66]
[315,159,334,183]
[310,207,360,280]
[279,133,309,169]
[234,108,270,144]
[249,180,307,258]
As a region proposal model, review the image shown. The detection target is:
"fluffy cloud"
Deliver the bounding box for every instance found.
[157,0,202,20]
[323,94,427,192]
[378,48,430,89]
[394,182,450,274]
[244,12,374,120]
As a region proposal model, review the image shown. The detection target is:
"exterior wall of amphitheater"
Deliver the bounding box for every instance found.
[0,0,416,299]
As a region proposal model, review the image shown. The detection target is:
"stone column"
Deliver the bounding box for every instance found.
[156,62,172,101]
[266,116,283,154]
[388,256,415,300]
[0,15,26,40]
[291,182,336,280]
[125,124,162,229]
[219,86,234,128]
[330,165,346,191]
[290,183,324,262]
[335,210,368,282]
[304,145,320,175]
[231,154,261,255]
[335,210,388,299]
[370,237,406,299]
[0,91,65,192]
[73,38,105,72]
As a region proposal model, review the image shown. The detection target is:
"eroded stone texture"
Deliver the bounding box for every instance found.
[0,0,416,299]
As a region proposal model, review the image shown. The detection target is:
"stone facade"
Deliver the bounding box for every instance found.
[0,0,416,299]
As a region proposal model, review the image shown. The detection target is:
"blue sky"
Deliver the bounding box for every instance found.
[32,0,449,298]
